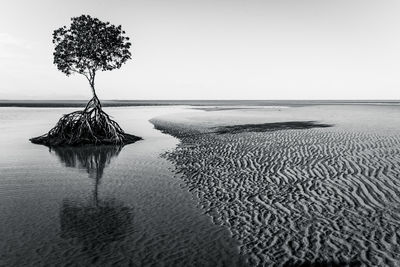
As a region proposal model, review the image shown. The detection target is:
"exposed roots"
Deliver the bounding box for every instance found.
[30,96,142,146]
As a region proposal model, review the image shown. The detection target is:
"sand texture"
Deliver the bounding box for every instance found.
[152,105,400,266]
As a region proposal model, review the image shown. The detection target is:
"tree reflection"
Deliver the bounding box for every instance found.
[50,145,133,249]
[50,145,122,205]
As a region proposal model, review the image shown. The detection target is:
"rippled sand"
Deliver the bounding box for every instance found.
[152,105,400,266]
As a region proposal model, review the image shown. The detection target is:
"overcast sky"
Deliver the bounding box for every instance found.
[1,0,400,100]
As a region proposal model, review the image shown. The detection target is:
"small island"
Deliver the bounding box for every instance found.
[30,15,141,146]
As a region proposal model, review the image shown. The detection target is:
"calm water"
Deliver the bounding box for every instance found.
[0,106,244,266]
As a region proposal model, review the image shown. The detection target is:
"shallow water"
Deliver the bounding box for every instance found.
[0,106,244,266]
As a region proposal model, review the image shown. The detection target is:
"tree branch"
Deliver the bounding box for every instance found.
[70,68,92,87]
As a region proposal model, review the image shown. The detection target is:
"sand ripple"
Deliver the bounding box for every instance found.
[154,120,400,266]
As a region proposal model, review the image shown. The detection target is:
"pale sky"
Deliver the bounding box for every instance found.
[1,0,400,100]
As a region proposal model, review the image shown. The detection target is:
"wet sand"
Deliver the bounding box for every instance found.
[151,105,400,266]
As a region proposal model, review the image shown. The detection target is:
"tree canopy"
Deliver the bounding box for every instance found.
[52,15,132,94]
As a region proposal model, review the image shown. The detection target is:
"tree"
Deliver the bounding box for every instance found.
[30,15,141,146]
[52,14,132,100]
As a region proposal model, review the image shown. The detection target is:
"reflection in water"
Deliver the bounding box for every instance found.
[50,146,133,249]
[50,145,122,204]
[50,145,122,181]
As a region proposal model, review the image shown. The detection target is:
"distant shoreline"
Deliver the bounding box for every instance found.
[0,100,399,108]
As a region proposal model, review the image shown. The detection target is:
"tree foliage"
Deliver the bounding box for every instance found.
[52,15,132,95]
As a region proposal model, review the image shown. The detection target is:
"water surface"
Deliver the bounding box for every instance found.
[0,106,244,266]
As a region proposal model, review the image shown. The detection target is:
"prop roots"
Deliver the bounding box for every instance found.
[30,96,141,146]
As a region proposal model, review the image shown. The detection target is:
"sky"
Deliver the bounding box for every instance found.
[0,0,400,100]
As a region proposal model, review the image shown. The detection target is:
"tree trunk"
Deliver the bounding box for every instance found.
[91,85,97,98]
[89,69,98,100]
[91,84,99,101]
[84,70,101,111]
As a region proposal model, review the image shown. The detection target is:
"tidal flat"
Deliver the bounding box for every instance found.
[1,103,400,266]
[152,104,400,266]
